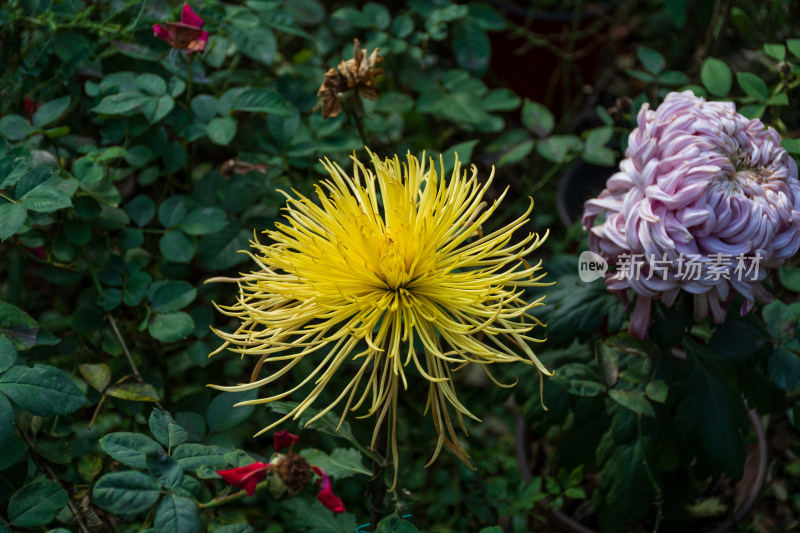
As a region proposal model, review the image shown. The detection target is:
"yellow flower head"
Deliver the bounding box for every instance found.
[209,150,551,487]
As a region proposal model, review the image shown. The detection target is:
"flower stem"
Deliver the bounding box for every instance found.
[369,418,388,531]
[198,481,267,509]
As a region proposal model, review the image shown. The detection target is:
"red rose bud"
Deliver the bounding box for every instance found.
[273,430,299,452]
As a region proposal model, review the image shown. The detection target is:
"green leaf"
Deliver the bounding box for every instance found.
[149,312,194,343]
[736,72,768,101]
[149,409,188,448]
[608,389,655,417]
[106,382,161,402]
[709,317,766,359]
[191,94,218,123]
[675,341,748,478]
[595,435,654,530]
[290,499,357,533]
[700,57,732,97]
[179,207,228,235]
[230,88,291,115]
[376,514,420,533]
[135,73,167,96]
[206,389,258,432]
[18,183,72,213]
[8,481,67,527]
[550,362,607,397]
[781,267,800,291]
[0,336,15,373]
[92,471,161,514]
[172,443,228,471]
[32,96,71,128]
[645,379,668,403]
[764,43,786,61]
[232,27,277,66]
[767,93,789,106]
[159,230,196,263]
[763,300,797,344]
[521,100,554,137]
[595,341,619,388]
[149,281,197,313]
[78,363,111,392]
[452,21,489,74]
[142,95,175,124]
[769,347,800,390]
[0,203,27,241]
[91,93,149,115]
[301,448,370,478]
[146,450,184,489]
[64,219,90,244]
[537,135,580,163]
[158,195,190,228]
[375,92,414,114]
[214,525,255,533]
[198,225,251,271]
[637,46,665,75]
[738,104,765,119]
[0,394,13,452]
[99,432,164,469]
[206,116,238,145]
[78,455,103,483]
[0,364,85,416]
[788,39,800,61]
[154,495,200,533]
[0,115,34,141]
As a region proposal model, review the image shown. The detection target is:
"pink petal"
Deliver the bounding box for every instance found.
[216,463,271,497]
[181,4,204,28]
[317,489,346,513]
[153,24,171,40]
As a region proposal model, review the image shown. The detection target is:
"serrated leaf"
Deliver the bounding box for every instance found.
[172,443,228,471]
[148,312,194,342]
[376,515,420,533]
[146,450,184,489]
[0,364,85,416]
[154,495,200,533]
[148,281,197,313]
[0,203,27,241]
[0,394,13,452]
[230,88,291,115]
[301,448,370,478]
[206,389,257,433]
[92,471,161,514]
[595,341,619,388]
[609,389,655,417]
[8,481,67,527]
[99,432,163,469]
[78,363,111,392]
[0,115,34,141]
[91,92,149,115]
[290,499,357,533]
[106,382,160,402]
[645,379,668,403]
[149,408,189,448]
[32,96,71,129]
[0,337,15,374]
[18,184,72,213]
[769,347,800,390]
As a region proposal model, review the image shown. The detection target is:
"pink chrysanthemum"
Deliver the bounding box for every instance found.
[583,91,800,338]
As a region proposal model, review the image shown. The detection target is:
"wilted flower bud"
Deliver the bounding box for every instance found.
[317,39,384,118]
[583,91,800,338]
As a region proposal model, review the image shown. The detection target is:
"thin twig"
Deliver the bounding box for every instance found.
[18,430,92,533]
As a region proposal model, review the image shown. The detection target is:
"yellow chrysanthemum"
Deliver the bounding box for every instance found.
[208,150,551,487]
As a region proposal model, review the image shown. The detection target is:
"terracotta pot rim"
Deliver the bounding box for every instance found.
[514,408,768,533]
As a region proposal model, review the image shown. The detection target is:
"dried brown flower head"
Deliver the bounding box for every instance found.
[317,39,384,118]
